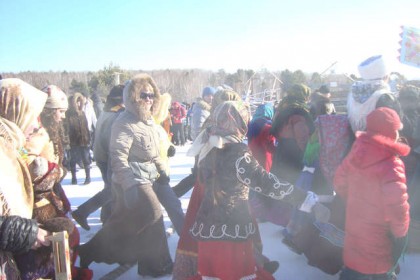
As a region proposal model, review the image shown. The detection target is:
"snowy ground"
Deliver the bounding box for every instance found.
[62,144,420,279]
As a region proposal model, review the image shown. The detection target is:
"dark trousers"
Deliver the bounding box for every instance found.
[171,123,185,146]
[69,146,91,170]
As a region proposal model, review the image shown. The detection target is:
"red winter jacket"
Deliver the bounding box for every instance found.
[170,102,186,124]
[334,132,410,274]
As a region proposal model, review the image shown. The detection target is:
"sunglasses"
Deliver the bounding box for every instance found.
[140,92,155,100]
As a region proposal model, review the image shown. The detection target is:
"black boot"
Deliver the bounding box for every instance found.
[83,168,91,185]
[72,209,90,230]
[71,168,77,185]
[72,190,109,230]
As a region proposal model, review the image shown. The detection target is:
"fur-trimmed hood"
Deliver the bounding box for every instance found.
[153,92,171,124]
[67,92,85,114]
[194,97,212,112]
[123,74,161,122]
[350,132,410,168]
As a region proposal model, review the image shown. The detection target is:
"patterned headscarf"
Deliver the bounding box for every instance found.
[187,101,250,162]
[0,78,48,133]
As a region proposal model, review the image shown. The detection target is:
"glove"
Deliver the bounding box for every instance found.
[156,172,170,185]
[392,235,408,265]
[167,146,176,157]
[123,185,140,209]
[312,202,331,223]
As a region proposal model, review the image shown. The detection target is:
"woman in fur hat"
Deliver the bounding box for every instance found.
[0,78,51,279]
[77,74,173,278]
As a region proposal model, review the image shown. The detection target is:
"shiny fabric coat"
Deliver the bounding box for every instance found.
[334,132,410,274]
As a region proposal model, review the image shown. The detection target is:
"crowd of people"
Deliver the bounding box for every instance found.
[0,54,419,280]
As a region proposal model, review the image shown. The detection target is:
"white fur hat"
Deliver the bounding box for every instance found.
[42,85,68,109]
[358,55,388,80]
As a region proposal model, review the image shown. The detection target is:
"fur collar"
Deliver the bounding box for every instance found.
[355,131,410,157]
[195,98,212,111]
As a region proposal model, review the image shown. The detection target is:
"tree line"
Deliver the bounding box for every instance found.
[2,63,409,103]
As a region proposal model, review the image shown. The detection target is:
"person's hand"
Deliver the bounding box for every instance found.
[156,172,170,185]
[31,228,51,249]
[123,185,140,209]
[167,146,176,157]
[312,202,331,223]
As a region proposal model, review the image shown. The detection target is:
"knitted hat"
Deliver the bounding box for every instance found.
[358,55,388,80]
[104,84,124,111]
[366,107,402,139]
[42,85,68,109]
[202,86,216,97]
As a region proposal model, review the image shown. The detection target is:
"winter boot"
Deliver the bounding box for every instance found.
[83,168,91,185]
[72,209,90,231]
[71,168,77,185]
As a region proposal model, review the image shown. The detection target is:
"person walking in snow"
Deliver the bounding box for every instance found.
[65,92,92,185]
[77,74,173,278]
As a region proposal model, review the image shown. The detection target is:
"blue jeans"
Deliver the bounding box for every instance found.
[339,267,397,280]
[153,181,185,235]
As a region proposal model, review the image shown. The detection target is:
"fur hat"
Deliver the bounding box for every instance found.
[202,86,216,97]
[358,55,388,80]
[366,107,402,139]
[42,85,68,109]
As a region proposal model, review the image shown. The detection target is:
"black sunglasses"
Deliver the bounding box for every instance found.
[140,92,155,100]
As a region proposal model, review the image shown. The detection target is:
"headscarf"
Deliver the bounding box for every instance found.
[271,83,312,136]
[247,103,274,140]
[0,78,47,218]
[251,102,274,122]
[347,80,391,132]
[0,78,48,133]
[187,101,250,163]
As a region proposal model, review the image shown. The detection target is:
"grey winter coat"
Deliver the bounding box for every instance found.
[190,98,211,140]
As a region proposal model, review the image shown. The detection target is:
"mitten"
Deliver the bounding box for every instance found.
[155,172,170,185]
[167,145,176,157]
[123,185,140,209]
[299,191,330,223]
[40,217,75,234]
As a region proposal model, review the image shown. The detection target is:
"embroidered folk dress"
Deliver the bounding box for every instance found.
[190,143,308,279]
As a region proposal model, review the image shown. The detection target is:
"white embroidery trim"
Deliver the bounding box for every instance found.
[190,222,256,240]
[235,152,294,200]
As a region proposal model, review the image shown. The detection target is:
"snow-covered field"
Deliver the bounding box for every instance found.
[62,144,420,279]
